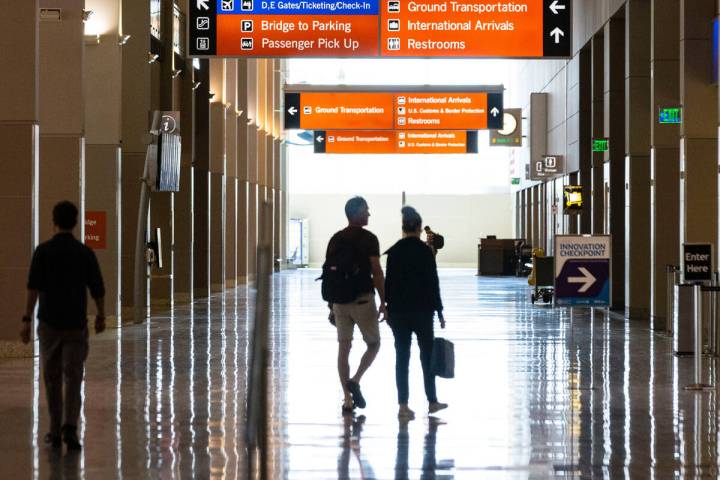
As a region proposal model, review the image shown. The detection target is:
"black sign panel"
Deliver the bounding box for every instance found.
[683,243,713,282]
[189,0,217,56]
[313,130,326,153]
[284,93,301,130]
[543,0,571,57]
[487,93,504,130]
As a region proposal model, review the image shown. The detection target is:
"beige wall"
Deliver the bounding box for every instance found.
[290,193,513,268]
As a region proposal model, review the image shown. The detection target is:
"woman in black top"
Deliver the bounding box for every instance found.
[385,206,447,419]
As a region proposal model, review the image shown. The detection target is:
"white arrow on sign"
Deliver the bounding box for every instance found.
[550,27,565,44]
[287,106,298,116]
[549,0,566,15]
[568,267,597,293]
[197,0,210,10]
[490,107,500,117]
[316,135,324,143]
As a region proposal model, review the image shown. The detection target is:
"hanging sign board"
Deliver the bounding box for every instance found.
[284,86,504,130]
[188,0,572,58]
[555,235,611,306]
[313,130,478,154]
[490,108,522,146]
[530,154,564,180]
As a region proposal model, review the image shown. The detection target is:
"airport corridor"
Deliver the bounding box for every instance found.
[0,269,716,479]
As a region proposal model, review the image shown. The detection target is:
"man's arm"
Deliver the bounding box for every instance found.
[370,256,386,321]
[25,289,38,318]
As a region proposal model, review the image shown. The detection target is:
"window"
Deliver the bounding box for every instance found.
[173,5,185,55]
[150,0,161,39]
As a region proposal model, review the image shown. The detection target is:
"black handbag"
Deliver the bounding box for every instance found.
[431,337,455,379]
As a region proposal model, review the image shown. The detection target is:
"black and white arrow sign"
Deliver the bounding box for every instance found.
[549,27,564,44]
[287,106,298,116]
[197,0,210,10]
[490,107,500,117]
[316,135,324,143]
[549,0,566,14]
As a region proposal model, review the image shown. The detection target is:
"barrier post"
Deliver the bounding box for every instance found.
[684,284,714,391]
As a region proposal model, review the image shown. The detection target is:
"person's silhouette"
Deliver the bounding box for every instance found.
[394,417,455,479]
[337,414,376,479]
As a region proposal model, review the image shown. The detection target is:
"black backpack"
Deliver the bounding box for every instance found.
[319,239,363,304]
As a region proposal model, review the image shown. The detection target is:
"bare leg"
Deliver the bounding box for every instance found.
[350,341,380,384]
[338,340,353,407]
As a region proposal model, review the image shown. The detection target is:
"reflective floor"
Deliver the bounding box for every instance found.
[2,269,720,478]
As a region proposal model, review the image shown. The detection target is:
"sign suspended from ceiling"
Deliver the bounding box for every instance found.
[188,0,572,58]
[283,86,504,130]
[313,130,479,154]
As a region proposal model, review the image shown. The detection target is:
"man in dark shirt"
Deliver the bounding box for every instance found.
[20,201,106,451]
[326,196,386,413]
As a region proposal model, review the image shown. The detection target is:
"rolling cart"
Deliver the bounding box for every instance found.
[528,250,555,304]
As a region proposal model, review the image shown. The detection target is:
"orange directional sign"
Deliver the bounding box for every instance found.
[285,88,504,130]
[313,130,478,154]
[188,0,571,58]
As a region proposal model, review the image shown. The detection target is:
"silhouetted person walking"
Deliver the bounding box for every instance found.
[21,201,106,451]
[385,206,447,420]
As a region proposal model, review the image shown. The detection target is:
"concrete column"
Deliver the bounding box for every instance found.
[531,185,540,248]
[650,0,681,329]
[174,58,196,303]
[84,0,122,322]
[591,34,605,234]
[39,0,84,245]
[524,189,532,246]
[225,60,238,289]
[274,139,282,265]
[209,99,226,294]
[149,0,177,308]
[237,60,249,284]
[193,61,210,299]
[0,0,39,352]
[604,16,626,311]
[625,0,652,320]
[120,0,152,319]
[679,0,718,264]
[579,46,593,234]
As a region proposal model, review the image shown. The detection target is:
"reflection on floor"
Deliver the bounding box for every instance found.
[1,269,719,478]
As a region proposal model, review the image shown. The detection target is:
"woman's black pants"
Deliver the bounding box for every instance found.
[389,311,437,405]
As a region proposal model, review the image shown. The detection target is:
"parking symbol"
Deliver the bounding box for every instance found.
[387,38,401,50]
[241,38,253,50]
[221,0,234,11]
[388,1,400,12]
[388,19,400,31]
[196,37,210,51]
[241,20,253,32]
[197,17,210,30]
[241,0,253,10]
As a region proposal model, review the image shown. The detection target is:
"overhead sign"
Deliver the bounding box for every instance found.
[313,130,478,154]
[530,154,564,180]
[592,138,608,152]
[188,0,572,58]
[563,185,583,214]
[555,235,611,306]
[683,243,713,283]
[658,107,682,125]
[380,0,571,58]
[490,108,522,146]
[284,87,504,130]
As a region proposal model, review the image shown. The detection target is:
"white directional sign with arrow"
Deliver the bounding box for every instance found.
[287,106,298,116]
[490,107,500,118]
[549,27,564,44]
[568,267,596,293]
[196,0,209,10]
[549,0,566,14]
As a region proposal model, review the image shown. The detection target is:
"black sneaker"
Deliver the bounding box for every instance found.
[346,380,366,409]
[61,425,82,451]
[44,433,61,448]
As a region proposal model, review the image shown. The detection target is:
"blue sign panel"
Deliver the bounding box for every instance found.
[215,0,379,15]
[554,235,611,306]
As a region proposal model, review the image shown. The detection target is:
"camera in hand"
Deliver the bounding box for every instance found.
[424,226,445,251]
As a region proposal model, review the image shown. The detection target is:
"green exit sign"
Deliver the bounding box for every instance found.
[659,107,682,124]
[592,138,609,152]
[511,177,521,185]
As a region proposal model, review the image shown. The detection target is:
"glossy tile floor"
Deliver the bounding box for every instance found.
[2,269,720,478]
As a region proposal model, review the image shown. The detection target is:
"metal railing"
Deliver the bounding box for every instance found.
[246,201,274,479]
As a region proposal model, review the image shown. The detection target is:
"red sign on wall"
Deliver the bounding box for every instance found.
[85,211,107,250]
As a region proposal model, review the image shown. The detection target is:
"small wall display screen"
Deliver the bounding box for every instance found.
[563,185,583,214]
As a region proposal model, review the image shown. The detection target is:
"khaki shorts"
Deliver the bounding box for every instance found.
[333,293,380,344]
